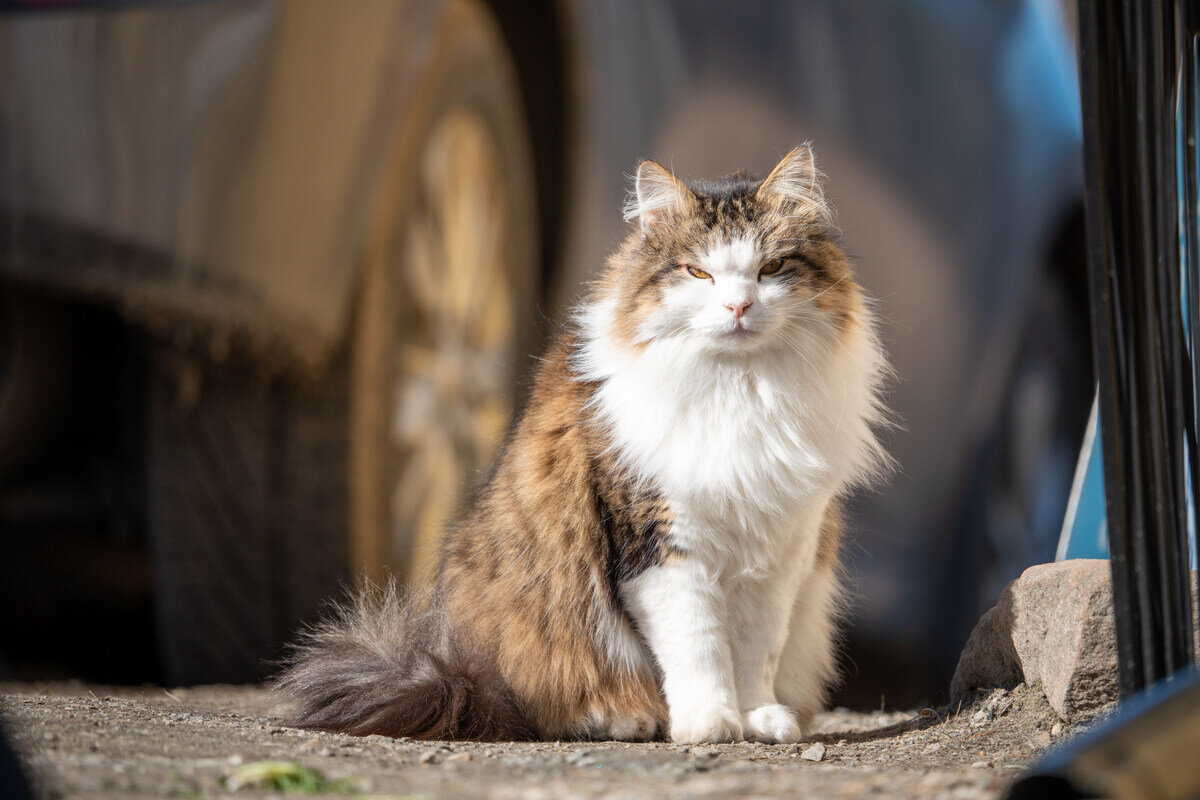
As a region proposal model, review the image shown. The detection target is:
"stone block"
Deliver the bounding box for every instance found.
[950,560,1198,722]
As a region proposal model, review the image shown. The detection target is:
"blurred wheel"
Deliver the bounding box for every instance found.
[0,290,69,484]
[351,0,539,585]
[147,0,541,684]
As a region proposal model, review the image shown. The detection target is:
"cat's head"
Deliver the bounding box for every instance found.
[599,146,858,356]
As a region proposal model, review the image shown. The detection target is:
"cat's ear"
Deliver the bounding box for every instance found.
[756,145,829,220]
[626,160,695,233]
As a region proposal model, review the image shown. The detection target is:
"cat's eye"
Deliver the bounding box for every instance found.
[759,259,785,277]
[685,265,713,281]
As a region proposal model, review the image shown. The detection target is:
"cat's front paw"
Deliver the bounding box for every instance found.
[669,704,744,744]
[744,703,802,743]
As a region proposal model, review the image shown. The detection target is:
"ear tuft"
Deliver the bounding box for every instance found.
[756,145,832,223]
[624,160,693,233]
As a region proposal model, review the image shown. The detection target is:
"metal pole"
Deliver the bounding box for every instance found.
[1078,0,1197,696]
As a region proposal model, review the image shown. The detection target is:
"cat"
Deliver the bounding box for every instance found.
[276,145,892,744]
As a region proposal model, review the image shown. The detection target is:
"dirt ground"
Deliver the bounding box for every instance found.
[0,681,1076,799]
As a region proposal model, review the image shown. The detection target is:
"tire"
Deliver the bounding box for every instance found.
[349,0,540,585]
[148,0,540,685]
[0,290,70,484]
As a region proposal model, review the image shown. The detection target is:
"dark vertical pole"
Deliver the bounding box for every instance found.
[1182,2,1200,645]
[1078,0,1198,697]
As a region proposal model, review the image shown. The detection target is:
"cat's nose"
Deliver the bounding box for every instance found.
[724,300,752,319]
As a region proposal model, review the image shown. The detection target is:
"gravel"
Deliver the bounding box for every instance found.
[0,681,1077,799]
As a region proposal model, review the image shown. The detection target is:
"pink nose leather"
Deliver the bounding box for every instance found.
[725,300,752,319]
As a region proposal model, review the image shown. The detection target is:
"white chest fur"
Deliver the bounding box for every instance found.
[575,299,888,572]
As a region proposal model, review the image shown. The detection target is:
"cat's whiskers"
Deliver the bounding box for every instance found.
[793,274,848,307]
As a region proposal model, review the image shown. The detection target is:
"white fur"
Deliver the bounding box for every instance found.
[573,230,888,744]
[774,561,843,726]
[591,567,651,676]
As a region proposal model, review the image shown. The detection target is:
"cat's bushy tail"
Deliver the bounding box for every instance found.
[274,581,533,741]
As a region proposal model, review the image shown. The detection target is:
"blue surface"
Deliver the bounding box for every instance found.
[1058,394,1198,568]
[1058,406,1110,560]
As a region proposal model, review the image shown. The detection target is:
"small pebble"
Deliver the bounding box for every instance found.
[1051,722,1063,737]
[800,742,826,762]
[446,752,473,763]
[971,761,991,769]
[970,708,994,726]
[419,751,438,765]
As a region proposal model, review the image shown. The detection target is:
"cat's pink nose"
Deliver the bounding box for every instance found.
[725,300,752,319]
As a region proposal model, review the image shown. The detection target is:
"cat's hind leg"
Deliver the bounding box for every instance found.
[578,707,661,741]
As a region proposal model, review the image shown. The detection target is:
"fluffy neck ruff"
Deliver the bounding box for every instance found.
[571,293,891,529]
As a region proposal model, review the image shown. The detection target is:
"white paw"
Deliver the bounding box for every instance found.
[744,703,802,744]
[669,704,744,744]
[603,712,658,741]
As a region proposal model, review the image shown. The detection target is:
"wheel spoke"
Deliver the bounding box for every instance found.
[403,203,446,321]
[386,108,525,578]
[419,112,515,346]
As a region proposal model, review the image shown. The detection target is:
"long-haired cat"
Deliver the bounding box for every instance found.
[277,146,891,744]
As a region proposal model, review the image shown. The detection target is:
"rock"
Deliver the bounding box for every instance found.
[419,750,437,765]
[950,561,1200,723]
[800,742,826,762]
[1050,722,1062,738]
[446,752,473,763]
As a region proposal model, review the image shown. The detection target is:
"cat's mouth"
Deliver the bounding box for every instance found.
[722,322,757,341]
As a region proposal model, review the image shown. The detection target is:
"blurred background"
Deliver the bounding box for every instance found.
[0,0,1090,709]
